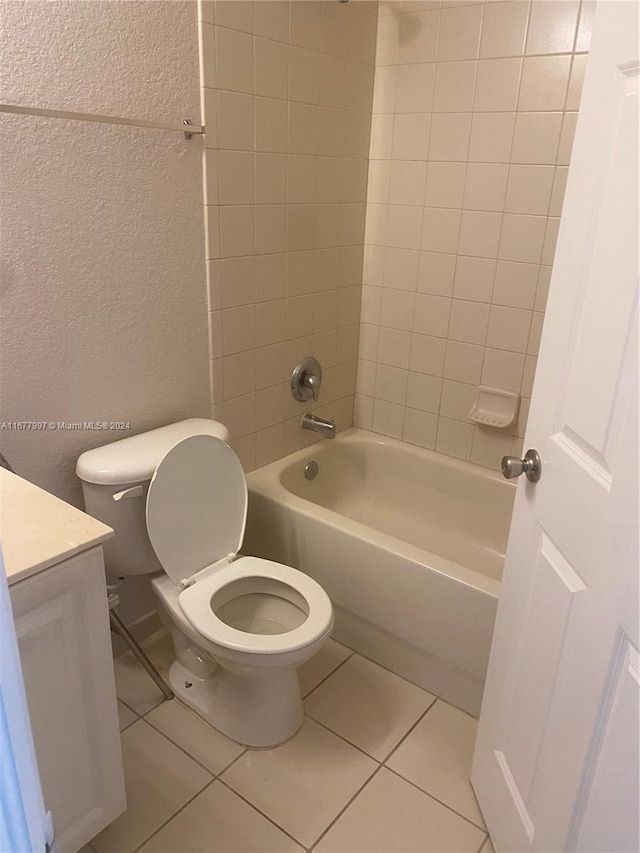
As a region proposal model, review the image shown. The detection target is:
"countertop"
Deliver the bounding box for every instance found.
[0,468,113,585]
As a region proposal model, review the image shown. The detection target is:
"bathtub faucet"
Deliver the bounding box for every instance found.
[301,413,336,439]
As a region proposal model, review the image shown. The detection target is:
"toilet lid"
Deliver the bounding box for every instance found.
[146,434,247,585]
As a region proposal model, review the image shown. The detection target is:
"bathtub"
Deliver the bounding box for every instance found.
[244,428,516,716]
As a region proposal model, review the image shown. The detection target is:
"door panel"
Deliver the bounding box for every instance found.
[471,2,639,851]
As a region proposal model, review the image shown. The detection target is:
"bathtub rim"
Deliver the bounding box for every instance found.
[246,428,511,600]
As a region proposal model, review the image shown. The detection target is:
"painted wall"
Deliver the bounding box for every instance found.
[355,0,592,469]
[199,0,378,471]
[0,1,210,506]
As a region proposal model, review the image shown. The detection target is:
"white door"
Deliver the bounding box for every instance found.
[471,2,639,851]
[0,549,53,853]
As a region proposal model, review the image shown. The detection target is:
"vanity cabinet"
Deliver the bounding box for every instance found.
[2,469,125,853]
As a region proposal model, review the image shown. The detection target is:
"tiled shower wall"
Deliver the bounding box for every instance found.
[354,0,592,468]
[199,0,377,471]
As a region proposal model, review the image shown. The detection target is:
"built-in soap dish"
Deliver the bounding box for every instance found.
[468,386,520,429]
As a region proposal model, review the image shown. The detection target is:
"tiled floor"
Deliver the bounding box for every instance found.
[88,631,494,853]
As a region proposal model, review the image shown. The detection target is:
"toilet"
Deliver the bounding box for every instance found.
[76,419,334,747]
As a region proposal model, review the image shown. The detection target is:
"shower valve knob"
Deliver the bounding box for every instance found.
[501,449,542,483]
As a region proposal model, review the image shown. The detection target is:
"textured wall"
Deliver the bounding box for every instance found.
[0,1,209,508]
[199,0,378,471]
[355,0,592,470]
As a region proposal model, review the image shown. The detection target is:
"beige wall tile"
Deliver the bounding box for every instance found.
[219,206,255,258]
[417,251,456,296]
[453,255,496,302]
[255,153,287,205]
[392,113,431,160]
[409,333,447,377]
[413,293,451,337]
[433,61,478,112]
[468,112,515,162]
[449,299,490,345]
[486,305,532,352]
[425,162,467,209]
[375,364,409,405]
[504,164,554,215]
[255,97,289,152]
[435,416,474,460]
[215,1,253,34]
[440,379,476,422]
[289,46,321,104]
[216,27,254,94]
[479,1,529,59]
[395,64,436,114]
[372,399,405,438]
[492,260,538,309]
[406,372,442,413]
[290,1,322,51]
[474,58,521,112]
[481,346,525,392]
[463,163,509,212]
[403,407,438,449]
[525,0,580,56]
[444,340,483,384]
[389,161,428,206]
[499,213,546,263]
[217,92,254,151]
[254,1,290,44]
[220,256,255,308]
[255,37,289,99]
[518,55,571,111]
[511,111,563,164]
[429,113,472,161]
[458,210,502,258]
[437,4,482,61]
[421,207,462,254]
[218,151,254,205]
[398,10,439,64]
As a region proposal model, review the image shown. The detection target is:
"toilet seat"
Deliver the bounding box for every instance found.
[145,434,333,656]
[178,556,333,654]
[146,434,247,586]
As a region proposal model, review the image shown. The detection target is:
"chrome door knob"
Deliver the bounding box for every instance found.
[501,449,542,482]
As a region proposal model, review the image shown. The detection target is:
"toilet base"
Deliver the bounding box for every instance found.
[168,659,304,748]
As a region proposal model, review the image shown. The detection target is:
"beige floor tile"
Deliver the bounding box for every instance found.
[117,700,138,731]
[305,654,435,760]
[314,768,486,853]
[138,781,304,853]
[386,700,485,827]
[298,638,353,697]
[113,631,175,715]
[91,720,211,853]
[145,698,245,775]
[222,717,377,848]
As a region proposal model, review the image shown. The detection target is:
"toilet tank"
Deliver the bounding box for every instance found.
[76,419,229,579]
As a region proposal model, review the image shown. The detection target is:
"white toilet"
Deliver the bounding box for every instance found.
[76,419,334,747]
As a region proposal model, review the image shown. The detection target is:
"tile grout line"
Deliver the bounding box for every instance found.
[129,777,217,853]
[216,776,311,852]
[308,764,386,852]
[301,645,355,699]
[142,700,249,778]
[383,762,488,835]
[475,831,490,853]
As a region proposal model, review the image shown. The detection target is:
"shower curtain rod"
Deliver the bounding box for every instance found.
[0,103,203,138]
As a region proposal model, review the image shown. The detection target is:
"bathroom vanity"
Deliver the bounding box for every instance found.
[0,469,125,853]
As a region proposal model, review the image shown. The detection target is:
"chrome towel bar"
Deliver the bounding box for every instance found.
[0,103,203,139]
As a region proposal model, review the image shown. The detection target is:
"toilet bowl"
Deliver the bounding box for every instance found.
[76,420,334,747]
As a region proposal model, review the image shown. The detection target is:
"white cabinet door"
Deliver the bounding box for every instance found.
[10,547,125,853]
[471,2,639,851]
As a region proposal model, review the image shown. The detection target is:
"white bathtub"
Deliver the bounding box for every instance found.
[244,428,515,716]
